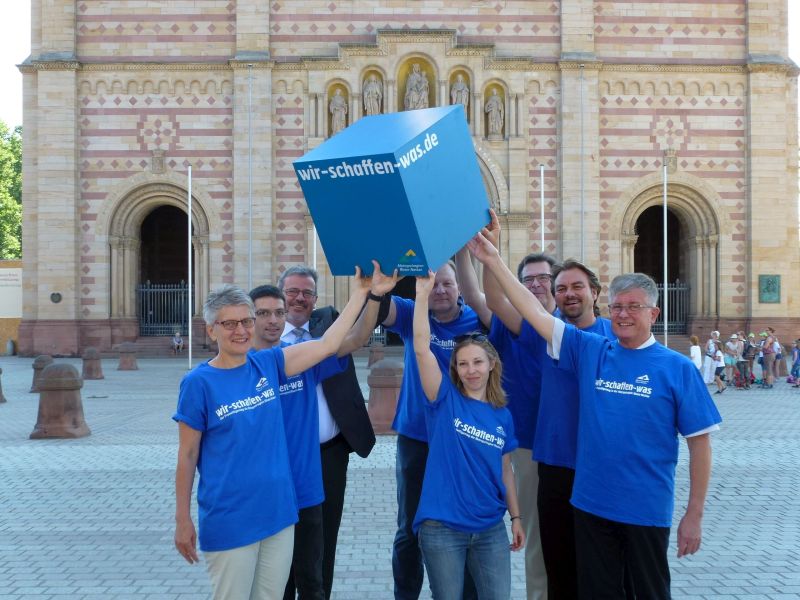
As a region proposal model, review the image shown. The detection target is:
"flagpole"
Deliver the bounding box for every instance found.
[188,165,193,370]
[663,162,669,348]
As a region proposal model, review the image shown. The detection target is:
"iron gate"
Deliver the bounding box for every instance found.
[137,282,190,336]
[653,283,690,334]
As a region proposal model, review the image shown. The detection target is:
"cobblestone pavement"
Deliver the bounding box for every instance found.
[0,355,798,599]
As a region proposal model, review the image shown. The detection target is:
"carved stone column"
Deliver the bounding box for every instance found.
[314,93,324,138]
[439,80,448,107]
[707,235,718,316]
[109,236,122,317]
[694,237,705,316]
[509,93,518,138]
[473,93,482,137]
[621,234,638,274]
[121,237,140,318]
[351,93,361,123]
[386,80,396,113]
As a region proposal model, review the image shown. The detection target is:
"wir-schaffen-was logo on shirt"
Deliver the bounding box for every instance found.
[594,375,652,398]
[453,417,505,450]
[255,377,269,391]
[214,387,276,420]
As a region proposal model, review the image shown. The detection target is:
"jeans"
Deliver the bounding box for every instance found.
[393,435,429,600]
[418,520,510,600]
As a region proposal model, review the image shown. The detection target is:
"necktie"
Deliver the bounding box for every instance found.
[292,327,306,344]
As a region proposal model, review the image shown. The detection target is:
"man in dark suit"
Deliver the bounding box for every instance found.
[278,265,390,600]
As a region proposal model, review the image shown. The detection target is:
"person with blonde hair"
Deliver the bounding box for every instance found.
[689,335,702,370]
[411,271,524,600]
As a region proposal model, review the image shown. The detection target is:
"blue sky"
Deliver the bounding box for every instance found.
[0,3,798,129]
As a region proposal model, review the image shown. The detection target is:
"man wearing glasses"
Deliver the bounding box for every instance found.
[274,265,390,600]
[469,229,721,600]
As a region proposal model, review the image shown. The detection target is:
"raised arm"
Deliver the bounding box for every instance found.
[480,209,524,334]
[468,229,555,344]
[282,267,369,376]
[455,246,492,328]
[677,433,712,558]
[413,272,442,402]
[337,261,401,357]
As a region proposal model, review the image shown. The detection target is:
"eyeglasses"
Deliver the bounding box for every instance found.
[607,303,655,315]
[214,318,256,330]
[522,274,552,285]
[284,288,317,299]
[255,309,287,319]
[455,332,489,343]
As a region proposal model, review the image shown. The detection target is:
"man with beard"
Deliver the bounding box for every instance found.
[519,259,615,599]
[274,264,395,600]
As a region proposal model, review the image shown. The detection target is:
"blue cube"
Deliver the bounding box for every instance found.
[293,105,490,276]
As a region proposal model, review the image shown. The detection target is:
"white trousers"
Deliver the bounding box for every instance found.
[204,525,294,600]
[511,447,548,600]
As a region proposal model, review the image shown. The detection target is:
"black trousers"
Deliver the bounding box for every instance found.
[283,504,325,600]
[574,508,671,600]
[321,434,351,600]
[537,463,578,600]
[284,434,351,600]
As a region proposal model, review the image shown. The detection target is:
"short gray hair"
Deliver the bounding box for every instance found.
[277,265,318,290]
[203,284,255,325]
[608,273,659,306]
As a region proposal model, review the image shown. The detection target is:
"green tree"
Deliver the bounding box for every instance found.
[0,121,22,259]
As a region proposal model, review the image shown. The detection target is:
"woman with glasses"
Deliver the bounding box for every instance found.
[173,271,370,600]
[411,272,524,600]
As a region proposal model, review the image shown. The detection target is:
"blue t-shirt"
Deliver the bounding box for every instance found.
[520,317,615,469]
[488,316,540,450]
[387,297,483,441]
[274,344,347,509]
[557,325,722,527]
[173,348,298,552]
[413,376,518,533]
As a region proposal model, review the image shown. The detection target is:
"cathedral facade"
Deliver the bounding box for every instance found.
[19,0,799,355]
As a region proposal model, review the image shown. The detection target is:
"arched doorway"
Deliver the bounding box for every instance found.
[633,206,687,333]
[633,206,682,282]
[103,182,212,335]
[138,206,191,336]
[620,176,722,325]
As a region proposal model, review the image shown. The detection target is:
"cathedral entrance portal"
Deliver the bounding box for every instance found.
[633,206,689,334]
[138,206,191,336]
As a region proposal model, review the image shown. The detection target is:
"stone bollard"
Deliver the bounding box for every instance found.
[367,342,385,367]
[0,367,6,403]
[117,342,139,371]
[30,355,54,393]
[367,358,404,435]
[81,347,104,380]
[30,363,91,439]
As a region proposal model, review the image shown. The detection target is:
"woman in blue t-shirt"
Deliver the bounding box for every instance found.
[173,273,369,600]
[411,273,524,600]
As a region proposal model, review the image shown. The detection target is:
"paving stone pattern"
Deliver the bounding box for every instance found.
[0,357,798,599]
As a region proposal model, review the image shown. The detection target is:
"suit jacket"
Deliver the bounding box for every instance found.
[309,305,376,458]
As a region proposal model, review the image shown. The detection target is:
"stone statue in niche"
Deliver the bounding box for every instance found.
[329,89,348,134]
[404,63,429,111]
[450,74,469,111]
[485,89,504,139]
[362,74,383,116]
